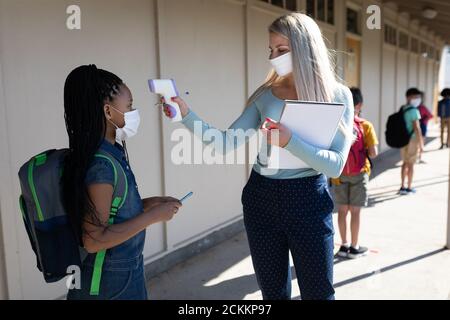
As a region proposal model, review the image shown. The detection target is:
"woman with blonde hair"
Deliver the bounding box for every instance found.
[163,13,354,300]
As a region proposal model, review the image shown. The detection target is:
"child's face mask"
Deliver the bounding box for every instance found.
[409,98,422,108]
[269,52,293,77]
[109,106,140,141]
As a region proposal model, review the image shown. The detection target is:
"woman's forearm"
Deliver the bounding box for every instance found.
[283,86,354,178]
[285,134,348,178]
[180,105,260,155]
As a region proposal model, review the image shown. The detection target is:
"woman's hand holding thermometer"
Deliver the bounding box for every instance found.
[149,79,186,122]
[161,96,190,120]
[148,78,190,121]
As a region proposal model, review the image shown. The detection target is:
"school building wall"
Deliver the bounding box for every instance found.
[443,49,450,89]
[0,0,446,299]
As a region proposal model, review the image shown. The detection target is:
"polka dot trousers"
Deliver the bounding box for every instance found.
[241,170,335,300]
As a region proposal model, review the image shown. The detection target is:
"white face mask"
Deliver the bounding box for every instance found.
[410,98,421,108]
[269,52,293,77]
[109,107,141,141]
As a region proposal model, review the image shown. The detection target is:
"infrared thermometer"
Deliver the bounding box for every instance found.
[148,79,183,122]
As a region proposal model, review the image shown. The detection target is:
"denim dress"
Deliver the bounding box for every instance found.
[67,140,147,300]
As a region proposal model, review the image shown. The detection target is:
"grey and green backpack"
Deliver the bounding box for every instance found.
[18,148,128,295]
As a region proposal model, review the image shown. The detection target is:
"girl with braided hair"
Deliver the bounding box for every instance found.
[64,65,182,300]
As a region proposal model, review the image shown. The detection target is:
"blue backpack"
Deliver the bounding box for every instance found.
[18,149,128,295]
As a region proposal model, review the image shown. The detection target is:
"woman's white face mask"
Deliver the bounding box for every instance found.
[269,52,293,77]
[109,107,141,141]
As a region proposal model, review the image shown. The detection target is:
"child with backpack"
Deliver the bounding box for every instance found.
[398,88,424,195]
[332,88,378,259]
[19,65,182,300]
[438,88,450,149]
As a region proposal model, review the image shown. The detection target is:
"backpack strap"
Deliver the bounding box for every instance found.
[355,118,374,171]
[354,117,365,137]
[89,150,128,296]
[402,105,415,114]
[402,106,416,137]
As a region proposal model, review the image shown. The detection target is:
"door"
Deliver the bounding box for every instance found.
[345,37,361,88]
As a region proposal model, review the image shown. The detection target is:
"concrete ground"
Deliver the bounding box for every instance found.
[147,123,450,300]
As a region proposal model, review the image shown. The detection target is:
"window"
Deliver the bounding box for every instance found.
[428,46,433,59]
[346,7,361,35]
[307,0,315,17]
[384,24,397,46]
[317,0,325,21]
[436,48,442,61]
[327,0,335,24]
[285,0,297,11]
[285,0,296,11]
[411,38,419,53]
[306,0,335,25]
[259,0,297,11]
[428,46,435,60]
[420,42,428,57]
[399,32,409,50]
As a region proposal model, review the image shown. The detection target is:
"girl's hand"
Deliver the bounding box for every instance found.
[161,96,190,119]
[143,196,181,212]
[154,201,183,223]
[261,118,292,148]
[159,196,181,203]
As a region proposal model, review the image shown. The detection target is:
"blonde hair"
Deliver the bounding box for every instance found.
[248,13,339,104]
[248,13,352,139]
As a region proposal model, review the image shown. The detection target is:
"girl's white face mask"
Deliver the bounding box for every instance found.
[109,107,141,142]
[270,52,293,77]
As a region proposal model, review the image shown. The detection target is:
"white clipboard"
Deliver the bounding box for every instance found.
[267,100,346,169]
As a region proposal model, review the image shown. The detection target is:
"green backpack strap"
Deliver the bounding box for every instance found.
[89,150,128,296]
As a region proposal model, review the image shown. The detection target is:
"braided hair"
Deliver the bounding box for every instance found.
[62,64,123,241]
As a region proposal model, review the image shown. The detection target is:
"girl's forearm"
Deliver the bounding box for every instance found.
[84,207,163,253]
[142,197,163,212]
